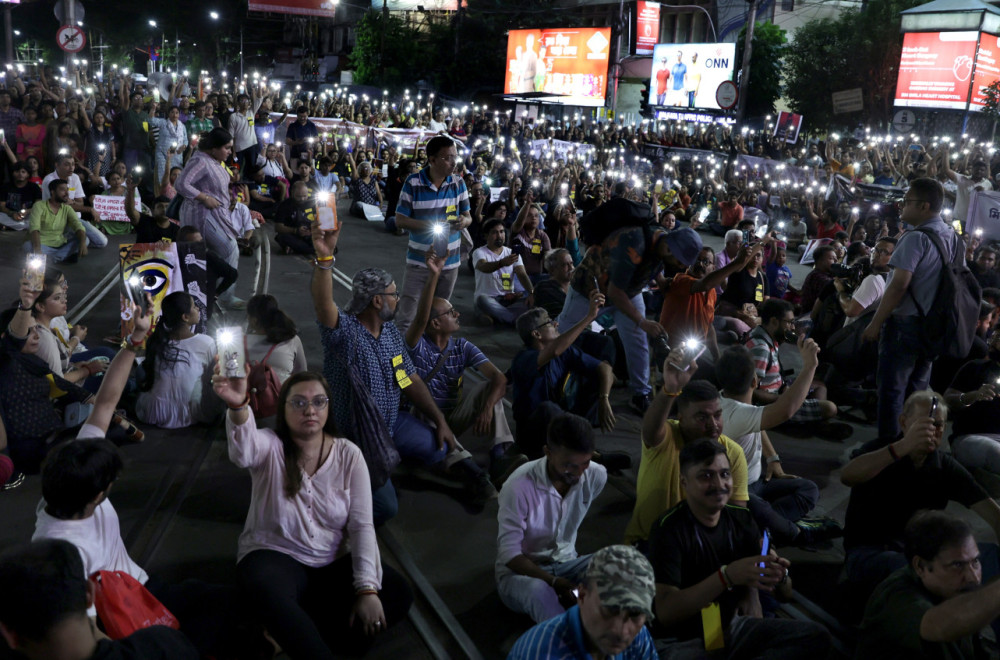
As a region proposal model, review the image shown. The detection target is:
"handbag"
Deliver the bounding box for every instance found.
[90,571,180,639]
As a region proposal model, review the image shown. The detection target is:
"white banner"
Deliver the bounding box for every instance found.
[529,138,596,165]
[94,195,138,223]
[967,190,1000,240]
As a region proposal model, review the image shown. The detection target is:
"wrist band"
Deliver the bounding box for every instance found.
[887,443,900,461]
[662,388,682,397]
[766,455,781,464]
[717,567,728,590]
[355,589,378,596]
[228,394,251,411]
[120,338,139,353]
[316,254,334,262]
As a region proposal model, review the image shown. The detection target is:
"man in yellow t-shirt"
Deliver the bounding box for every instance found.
[624,361,749,547]
[24,179,87,264]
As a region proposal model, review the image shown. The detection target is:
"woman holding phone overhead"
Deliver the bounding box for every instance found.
[213,370,413,659]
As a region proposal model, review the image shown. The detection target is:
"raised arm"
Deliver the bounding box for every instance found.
[405,250,444,348]
[85,298,152,433]
[310,219,341,329]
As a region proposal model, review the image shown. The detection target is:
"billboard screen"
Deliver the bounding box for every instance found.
[248,0,334,17]
[503,27,611,107]
[972,33,1000,110]
[895,31,978,110]
[649,43,736,110]
[368,0,458,10]
[635,1,660,55]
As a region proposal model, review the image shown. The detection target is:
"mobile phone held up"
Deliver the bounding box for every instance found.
[667,338,706,371]
[217,327,246,379]
[24,254,45,292]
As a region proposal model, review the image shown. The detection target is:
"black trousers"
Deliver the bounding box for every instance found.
[237,550,413,659]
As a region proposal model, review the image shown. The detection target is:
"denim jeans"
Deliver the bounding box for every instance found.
[558,287,651,396]
[23,235,87,263]
[748,476,819,543]
[475,294,530,325]
[877,315,933,440]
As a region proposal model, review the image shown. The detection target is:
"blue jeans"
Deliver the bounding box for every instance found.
[558,287,650,396]
[877,315,933,440]
[391,410,472,468]
[475,294,529,325]
[23,235,86,263]
[748,476,819,543]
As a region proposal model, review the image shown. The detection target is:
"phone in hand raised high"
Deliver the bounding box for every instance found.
[24,254,45,292]
[217,327,246,379]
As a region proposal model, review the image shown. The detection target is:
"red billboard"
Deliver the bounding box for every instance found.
[504,28,611,107]
[972,33,1000,109]
[636,1,660,56]
[895,31,977,110]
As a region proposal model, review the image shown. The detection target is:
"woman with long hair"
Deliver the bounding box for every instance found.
[30,272,105,390]
[135,291,218,428]
[213,370,412,659]
[246,294,307,386]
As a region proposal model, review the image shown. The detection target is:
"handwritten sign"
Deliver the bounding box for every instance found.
[93,195,138,223]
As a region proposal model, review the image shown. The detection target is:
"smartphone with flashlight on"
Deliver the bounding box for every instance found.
[667,338,706,371]
[123,274,147,312]
[929,395,938,420]
[24,254,46,292]
[217,327,246,379]
[315,192,338,231]
[431,222,449,257]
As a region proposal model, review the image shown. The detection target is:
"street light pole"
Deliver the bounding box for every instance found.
[735,0,757,124]
[4,5,13,64]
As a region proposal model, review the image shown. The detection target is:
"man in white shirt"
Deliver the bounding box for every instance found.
[473,218,534,324]
[942,147,992,224]
[838,236,895,324]
[228,92,264,169]
[41,154,108,249]
[715,342,843,545]
[428,110,448,133]
[496,412,607,623]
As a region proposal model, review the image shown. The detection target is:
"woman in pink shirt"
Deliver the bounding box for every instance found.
[214,371,413,658]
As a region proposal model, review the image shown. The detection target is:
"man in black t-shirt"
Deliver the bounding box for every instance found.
[841,390,1000,590]
[0,161,41,230]
[945,337,1000,488]
[272,181,316,256]
[650,440,829,655]
[0,539,198,660]
[125,180,178,244]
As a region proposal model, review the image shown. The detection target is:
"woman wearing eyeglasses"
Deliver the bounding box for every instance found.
[212,370,413,659]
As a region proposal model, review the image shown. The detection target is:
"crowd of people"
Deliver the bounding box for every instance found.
[2,59,1000,659]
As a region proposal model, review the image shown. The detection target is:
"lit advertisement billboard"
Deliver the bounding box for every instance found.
[649,43,736,110]
[636,1,660,55]
[504,27,612,107]
[895,31,978,109]
[971,33,1000,110]
[248,0,335,16]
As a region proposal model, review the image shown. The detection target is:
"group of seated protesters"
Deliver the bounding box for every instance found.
[9,91,1000,659]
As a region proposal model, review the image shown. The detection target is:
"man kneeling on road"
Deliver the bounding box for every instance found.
[650,439,830,657]
[496,412,607,623]
[508,544,658,659]
[857,511,1000,659]
[405,248,528,490]
[716,343,843,546]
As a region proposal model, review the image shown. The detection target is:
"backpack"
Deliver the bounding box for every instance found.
[579,197,656,246]
[247,344,282,418]
[911,226,981,359]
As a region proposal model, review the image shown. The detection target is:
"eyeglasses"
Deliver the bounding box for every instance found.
[873,248,893,256]
[535,319,555,332]
[286,395,329,411]
[430,306,459,320]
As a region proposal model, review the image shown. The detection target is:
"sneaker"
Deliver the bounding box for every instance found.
[2,471,25,491]
[629,393,653,416]
[794,516,844,545]
[465,472,499,509]
[592,450,632,473]
[489,450,528,490]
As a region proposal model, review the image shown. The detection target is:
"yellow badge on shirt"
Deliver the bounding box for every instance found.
[500,272,513,291]
[755,283,764,303]
[248,118,255,127]
[531,238,542,255]
[446,204,457,223]
[395,368,412,389]
[142,121,149,132]
[392,354,403,367]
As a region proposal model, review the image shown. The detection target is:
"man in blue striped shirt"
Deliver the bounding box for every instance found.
[508,545,658,660]
[394,135,472,332]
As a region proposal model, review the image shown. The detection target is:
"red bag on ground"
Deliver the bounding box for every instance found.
[90,571,180,639]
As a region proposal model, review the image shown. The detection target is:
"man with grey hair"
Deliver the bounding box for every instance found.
[508,544,658,658]
[310,220,495,523]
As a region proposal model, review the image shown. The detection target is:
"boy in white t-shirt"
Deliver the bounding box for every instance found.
[473,218,535,324]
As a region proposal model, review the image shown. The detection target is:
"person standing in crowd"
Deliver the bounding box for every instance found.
[228,92,263,169]
[394,135,472,333]
[863,178,964,441]
[942,146,992,224]
[560,224,703,415]
[118,85,154,189]
[508,544,658,659]
[151,105,187,189]
[213,369,413,659]
[496,412,606,623]
[174,128,246,310]
[285,106,319,168]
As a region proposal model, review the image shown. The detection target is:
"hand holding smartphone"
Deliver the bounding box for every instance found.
[24,254,46,292]
[217,327,246,379]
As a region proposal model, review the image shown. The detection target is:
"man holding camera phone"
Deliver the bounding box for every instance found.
[836,237,896,324]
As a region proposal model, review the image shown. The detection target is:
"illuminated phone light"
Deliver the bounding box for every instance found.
[218,330,235,346]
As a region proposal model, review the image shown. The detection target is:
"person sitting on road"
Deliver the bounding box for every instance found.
[716,344,843,546]
[510,203,552,284]
[624,369,750,548]
[857,511,1000,660]
[507,544,658,660]
[496,412,607,623]
[945,330,1000,496]
[473,218,534,325]
[310,219,495,522]
[799,245,837,315]
[349,160,383,219]
[246,293,308,388]
[746,298,846,439]
[40,154,108,250]
[650,439,830,656]
[840,390,1000,595]
[213,370,414,659]
[24,179,88,264]
[135,291,219,429]
[0,539,198,660]
[511,296,617,460]
[405,249,528,490]
[125,175,179,243]
[272,181,317,256]
[0,160,42,231]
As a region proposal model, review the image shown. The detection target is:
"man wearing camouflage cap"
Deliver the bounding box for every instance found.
[508,544,658,659]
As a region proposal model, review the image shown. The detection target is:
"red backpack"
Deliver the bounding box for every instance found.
[248,344,282,418]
